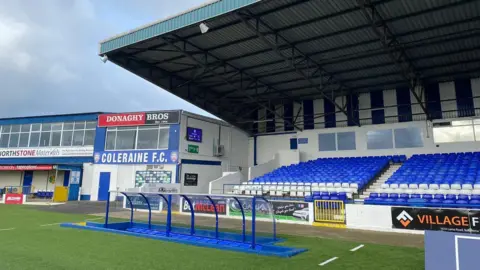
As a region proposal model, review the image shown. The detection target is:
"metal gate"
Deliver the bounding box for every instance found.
[314,200,346,224]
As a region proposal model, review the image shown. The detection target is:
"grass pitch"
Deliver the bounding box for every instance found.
[0,205,423,270]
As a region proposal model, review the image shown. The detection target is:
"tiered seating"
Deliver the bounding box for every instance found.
[232,156,394,200]
[366,152,480,207]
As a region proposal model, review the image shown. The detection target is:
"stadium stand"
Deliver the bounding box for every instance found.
[231,156,407,201]
[365,152,480,208]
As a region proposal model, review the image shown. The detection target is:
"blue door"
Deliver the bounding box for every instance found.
[98,172,111,201]
[63,171,70,187]
[22,171,34,194]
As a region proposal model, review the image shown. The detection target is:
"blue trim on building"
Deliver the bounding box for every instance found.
[94,126,106,152]
[99,0,261,54]
[56,164,83,170]
[181,159,221,166]
[396,86,413,122]
[324,99,336,128]
[0,113,99,125]
[254,131,296,137]
[283,103,294,131]
[80,194,91,201]
[347,94,359,126]
[454,78,475,117]
[0,157,92,165]
[168,124,180,150]
[425,82,442,119]
[370,91,385,124]
[253,136,257,166]
[303,100,314,130]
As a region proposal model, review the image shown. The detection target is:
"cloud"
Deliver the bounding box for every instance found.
[0,0,214,119]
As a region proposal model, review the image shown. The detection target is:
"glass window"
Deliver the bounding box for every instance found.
[394,128,423,148]
[137,128,159,149]
[84,130,95,146]
[29,133,40,147]
[158,128,169,149]
[74,121,86,129]
[2,125,11,133]
[367,129,393,150]
[41,123,52,131]
[433,126,474,143]
[39,132,50,147]
[318,133,336,151]
[85,121,96,129]
[63,122,74,130]
[0,134,9,148]
[115,130,136,150]
[337,132,356,151]
[51,123,62,131]
[20,124,30,132]
[51,132,62,146]
[72,130,84,146]
[8,133,19,147]
[31,124,41,131]
[19,133,29,147]
[10,125,20,133]
[105,131,116,150]
[475,125,480,141]
[61,131,73,146]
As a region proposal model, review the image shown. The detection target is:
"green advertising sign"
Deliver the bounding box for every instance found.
[187,144,199,154]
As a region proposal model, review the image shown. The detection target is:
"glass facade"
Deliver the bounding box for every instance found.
[105,126,169,150]
[0,121,96,148]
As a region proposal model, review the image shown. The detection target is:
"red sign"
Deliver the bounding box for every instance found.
[0,165,53,171]
[4,194,23,205]
[98,112,146,127]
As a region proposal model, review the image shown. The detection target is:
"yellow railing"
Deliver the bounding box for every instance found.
[314,200,346,224]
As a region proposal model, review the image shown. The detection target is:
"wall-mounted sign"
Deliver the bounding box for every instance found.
[135,170,172,187]
[0,147,93,158]
[298,138,308,144]
[98,111,180,127]
[392,207,480,233]
[0,165,53,171]
[93,150,179,164]
[184,173,198,186]
[187,144,199,154]
[186,127,202,142]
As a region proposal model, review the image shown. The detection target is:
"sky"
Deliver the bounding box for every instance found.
[0,0,214,118]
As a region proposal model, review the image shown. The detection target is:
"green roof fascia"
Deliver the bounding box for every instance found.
[99,0,261,54]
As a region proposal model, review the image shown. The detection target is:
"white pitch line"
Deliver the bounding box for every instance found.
[40,223,62,227]
[0,228,15,231]
[319,257,338,266]
[350,244,365,252]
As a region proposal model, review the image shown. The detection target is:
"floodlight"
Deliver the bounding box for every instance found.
[199,22,209,34]
[100,55,108,63]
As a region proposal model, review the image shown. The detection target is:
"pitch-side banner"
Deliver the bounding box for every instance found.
[392,207,480,234]
[0,147,93,158]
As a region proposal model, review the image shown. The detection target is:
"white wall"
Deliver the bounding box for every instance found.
[179,112,249,177]
[253,120,480,164]
[346,204,423,234]
[181,164,222,193]
[83,163,177,201]
[0,171,22,188]
[209,171,245,194]
[248,155,279,180]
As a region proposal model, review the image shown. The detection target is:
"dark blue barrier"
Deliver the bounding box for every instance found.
[425,231,480,270]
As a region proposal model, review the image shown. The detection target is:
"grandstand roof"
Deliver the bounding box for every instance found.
[99,0,480,134]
